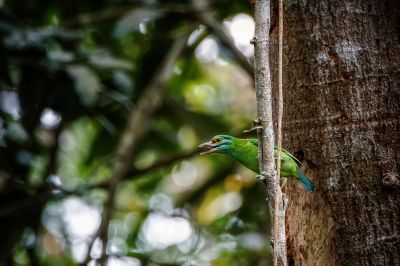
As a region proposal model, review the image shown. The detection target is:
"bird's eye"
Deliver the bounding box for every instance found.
[216,137,222,142]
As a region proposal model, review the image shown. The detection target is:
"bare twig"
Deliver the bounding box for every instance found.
[61,3,202,28]
[61,5,132,27]
[192,0,254,77]
[201,18,254,76]
[273,0,287,265]
[42,123,63,180]
[252,0,287,265]
[81,31,193,266]
[0,193,49,219]
[0,124,64,219]
[92,149,199,190]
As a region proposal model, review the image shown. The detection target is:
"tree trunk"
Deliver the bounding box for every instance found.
[270,0,400,265]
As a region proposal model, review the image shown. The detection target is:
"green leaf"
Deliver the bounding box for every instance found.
[66,65,101,106]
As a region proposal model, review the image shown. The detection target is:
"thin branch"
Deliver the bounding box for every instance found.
[202,18,254,76]
[81,30,193,266]
[252,0,287,265]
[92,149,199,190]
[0,193,48,218]
[26,247,40,266]
[60,3,202,28]
[273,0,287,265]
[276,1,284,190]
[0,124,64,219]
[61,5,134,27]
[253,0,276,210]
[1,149,198,217]
[42,123,63,180]
[128,150,199,178]
[192,0,254,77]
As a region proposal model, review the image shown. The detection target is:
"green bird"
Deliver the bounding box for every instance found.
[199,135,314,192]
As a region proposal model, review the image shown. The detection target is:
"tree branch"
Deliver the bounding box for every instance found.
[201,17,254,77]
[252,0,287,265]
[192,0,254,77]
[81,30,193,266]
[42,123,63,181]
[60,3,202,28]
[272,0,287,265]
[91,149,199,190]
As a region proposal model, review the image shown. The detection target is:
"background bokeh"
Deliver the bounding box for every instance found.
[0,0,272,265]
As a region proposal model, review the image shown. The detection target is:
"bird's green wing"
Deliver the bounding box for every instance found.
[247,138,302,166]
[249,138,259,147]
[281,148,302,166]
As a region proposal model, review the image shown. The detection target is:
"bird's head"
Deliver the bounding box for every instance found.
[198,135,234,155]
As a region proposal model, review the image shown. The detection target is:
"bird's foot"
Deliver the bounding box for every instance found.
[269,238,274,248]
[243,117,263,133]
[256,174,264,180]
[253,117,262,126]
[256,171,274,181]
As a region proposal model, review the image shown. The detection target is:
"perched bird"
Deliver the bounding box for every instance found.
[199,135,314,192]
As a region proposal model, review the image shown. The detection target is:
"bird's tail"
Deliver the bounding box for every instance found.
[297,167,314,192]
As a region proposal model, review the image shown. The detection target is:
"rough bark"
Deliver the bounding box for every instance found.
[269,0,400,265]
[253,0,287,265]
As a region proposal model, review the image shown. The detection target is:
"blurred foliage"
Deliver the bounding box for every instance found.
[0,0,271,265]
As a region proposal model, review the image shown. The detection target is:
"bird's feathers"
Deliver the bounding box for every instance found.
[246,138,302,166]
[199,135,314,192]
[296,168,314,192]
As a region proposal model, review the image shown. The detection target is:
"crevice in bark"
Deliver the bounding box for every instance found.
[270,0,400,265]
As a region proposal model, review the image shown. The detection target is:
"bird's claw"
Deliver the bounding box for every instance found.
[256,171,270,181]
[256,174,264,180]
[243,117,263,133]
[253,117,262,125]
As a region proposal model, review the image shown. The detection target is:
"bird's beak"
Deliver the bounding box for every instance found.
[198,141,218,155]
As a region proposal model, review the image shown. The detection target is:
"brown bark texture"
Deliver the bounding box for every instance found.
[269,0,400,265]
[253,0,288,265]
